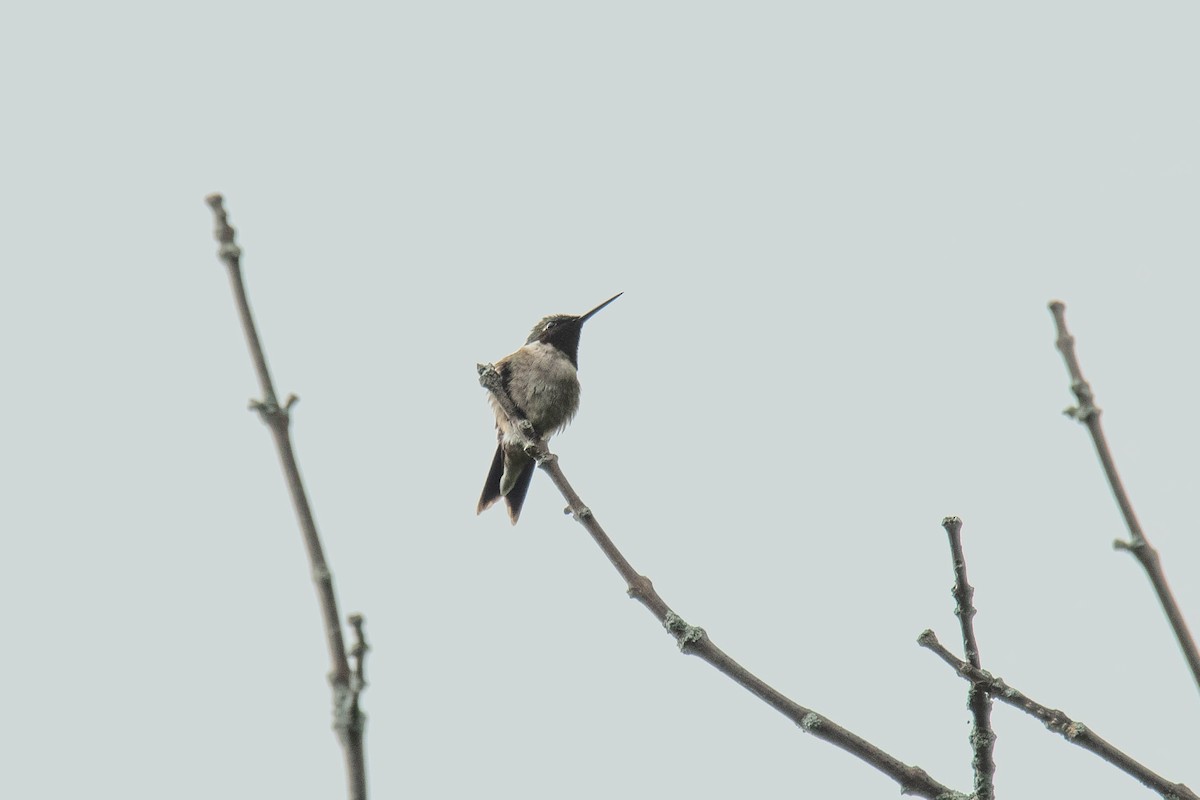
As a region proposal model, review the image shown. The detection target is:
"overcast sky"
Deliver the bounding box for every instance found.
[3,3,1198,798]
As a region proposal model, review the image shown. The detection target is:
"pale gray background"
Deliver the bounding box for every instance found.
[2,3,1197,798]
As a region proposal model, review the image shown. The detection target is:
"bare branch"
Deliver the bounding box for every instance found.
[1048,301,1200,694]
[208,194,367,800]
[941,517,995,800]
[480,367,963,800]
[919,630,1196,800]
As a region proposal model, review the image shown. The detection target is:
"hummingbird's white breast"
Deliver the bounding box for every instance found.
[491,341,581,443]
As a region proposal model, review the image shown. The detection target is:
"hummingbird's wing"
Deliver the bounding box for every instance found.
[485,356,518,421]
[477,348,546,524]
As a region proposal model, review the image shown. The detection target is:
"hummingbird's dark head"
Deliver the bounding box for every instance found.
[525,292,622,367]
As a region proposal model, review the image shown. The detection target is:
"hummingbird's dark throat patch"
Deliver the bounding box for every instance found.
[528,315,585,367]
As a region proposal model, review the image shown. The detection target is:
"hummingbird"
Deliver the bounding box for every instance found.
[477,292,622,524]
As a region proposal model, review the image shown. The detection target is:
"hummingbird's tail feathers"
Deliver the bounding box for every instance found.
[477,444,505,515]
[503,459,537,525]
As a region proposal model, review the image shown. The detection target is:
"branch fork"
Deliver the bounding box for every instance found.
[923,516,1195,800]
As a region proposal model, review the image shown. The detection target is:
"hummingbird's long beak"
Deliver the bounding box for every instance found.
[579,292,623,323]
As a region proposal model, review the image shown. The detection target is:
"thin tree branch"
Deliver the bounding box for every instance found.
[478,363,964,800]
[919,630,1196,800]
[1048,301,1200,694]
[208,194,367,800]
[940,517,995,800]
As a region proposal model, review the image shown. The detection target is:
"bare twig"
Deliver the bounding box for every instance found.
[941,516,995,800]
[919,630,1197,800]
[478,364,963,800]
[208,194,367,800]
[1048,301,1200,693]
